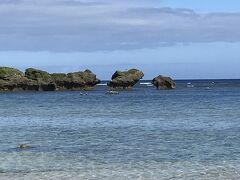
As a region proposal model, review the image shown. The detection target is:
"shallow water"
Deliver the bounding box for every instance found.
[0,80,240,179]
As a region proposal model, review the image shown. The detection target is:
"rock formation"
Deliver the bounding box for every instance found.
[52,69,100,90]
[25,68,56,91]
[107,69,144,89]
[0,67,100,91]
[152,75,176,89]
[0,67,38,91]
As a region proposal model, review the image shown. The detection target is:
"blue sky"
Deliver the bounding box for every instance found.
[0,0,240,79]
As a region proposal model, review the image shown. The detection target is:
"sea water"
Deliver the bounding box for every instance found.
[0,80,240,180]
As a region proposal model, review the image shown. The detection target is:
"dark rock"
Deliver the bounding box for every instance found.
[107,69,144,89]
[19,144,31,149]
[152,75,176,89]
[39,82,56,91]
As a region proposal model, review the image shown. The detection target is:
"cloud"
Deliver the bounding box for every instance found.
[0,0,240,52]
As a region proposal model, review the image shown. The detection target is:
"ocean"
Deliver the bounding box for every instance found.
[0,79,240,180]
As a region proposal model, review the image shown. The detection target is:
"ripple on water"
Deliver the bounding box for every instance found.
[1,161,240,180]
[0,82,240,179]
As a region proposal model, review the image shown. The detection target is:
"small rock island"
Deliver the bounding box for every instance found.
[0,67,100,91]
[152,75,176,89]
[107,69,144,89]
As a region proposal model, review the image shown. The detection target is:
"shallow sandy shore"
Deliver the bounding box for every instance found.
[1,162,240,180]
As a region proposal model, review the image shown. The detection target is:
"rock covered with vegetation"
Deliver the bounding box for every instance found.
[107,69,144,89]
[0,67,38,91]
[152,75,176,89]
[0,67,100,91]
[25,68,56,91]
[52,69,101,90]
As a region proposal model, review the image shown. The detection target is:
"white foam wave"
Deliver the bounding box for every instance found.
[140,82,152,85]
[97,83,108,86]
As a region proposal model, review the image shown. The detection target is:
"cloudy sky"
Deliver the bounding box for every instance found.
[0,0,240,79]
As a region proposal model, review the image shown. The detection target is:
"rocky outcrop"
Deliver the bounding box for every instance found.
[25,68,52,81]
[52,69,100,90]
[0,67,38,91]
[152,75,176,89]
[25,68,56,91]
[107,69,144,89]
[0,67,100,92]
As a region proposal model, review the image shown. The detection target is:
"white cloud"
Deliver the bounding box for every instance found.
[0,0,240,52]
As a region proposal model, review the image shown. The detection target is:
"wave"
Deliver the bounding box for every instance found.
[97,83,108,86]
[140,82,152,85]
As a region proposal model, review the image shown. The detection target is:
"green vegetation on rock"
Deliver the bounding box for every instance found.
[25,68,52,80]
[0,67,24,79]
[108,68,144,89]
[0,67,100,92]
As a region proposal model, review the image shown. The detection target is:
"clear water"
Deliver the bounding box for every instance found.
[0,80,240,180]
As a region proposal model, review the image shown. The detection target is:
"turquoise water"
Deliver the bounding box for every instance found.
[0,80,240,179]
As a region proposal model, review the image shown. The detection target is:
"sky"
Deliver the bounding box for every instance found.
[0,0,240,79]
